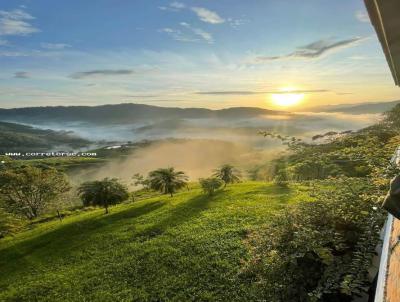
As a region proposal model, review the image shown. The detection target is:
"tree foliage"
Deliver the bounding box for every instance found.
[213,164,241,187]
[383,103,400,130]
[148,167,188,197]
[243,178,386,302]
[199,177,224,195]
[0,166,70,220]
[78,178,128,213]
[132,173,150,189]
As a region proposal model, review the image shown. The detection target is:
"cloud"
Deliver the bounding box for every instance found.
[160,23,214,44]
[159,2,186,12]
[41,43,71,50]
[170,2,185,9]
[160,3,229,28]
[0,8,39,36]
[191,7,225,24]
[196,91,263,95]
[70,69,135,79]
[14,71,30,79]
[196,89,329,95]
[0,39,8,46]
[0,50,30,57]
[159,27,198,43]
[121,94,160,98]
[256,37,366,62]
[227,18,247,29]
[355,10,370,23]
[180,22,213,43]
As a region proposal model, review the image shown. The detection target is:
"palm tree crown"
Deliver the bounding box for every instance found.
[148,167,188,196]
[213,164,241,187]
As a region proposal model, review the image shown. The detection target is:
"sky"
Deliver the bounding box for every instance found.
[0,0,399,110]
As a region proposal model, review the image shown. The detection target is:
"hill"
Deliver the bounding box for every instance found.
[0,121,90,153]
[303,100,400,114]
[0,182,307,301]
[0,103,284,125]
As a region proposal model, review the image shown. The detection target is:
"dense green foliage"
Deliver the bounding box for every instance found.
[148,167,188,196]
[243,178,385,302]
[78,178,129,213]
[0,166,70,220]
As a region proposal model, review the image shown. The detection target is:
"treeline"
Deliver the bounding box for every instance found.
[0,160,242,236]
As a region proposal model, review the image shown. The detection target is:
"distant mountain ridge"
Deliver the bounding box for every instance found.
[0,103,285,125]
[303,100,400,114]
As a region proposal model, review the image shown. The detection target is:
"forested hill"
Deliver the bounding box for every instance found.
[0,121,90,153]
[303,99,400,114]
[0,103,284,125]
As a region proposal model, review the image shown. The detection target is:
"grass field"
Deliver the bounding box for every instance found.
[0,182,311,301]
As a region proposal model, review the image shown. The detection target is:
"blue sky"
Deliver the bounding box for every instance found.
[0,0,398,109]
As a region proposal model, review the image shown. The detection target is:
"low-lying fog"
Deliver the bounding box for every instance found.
[58,111,381,184]
[28,111,381,143]
[5,111,382,184]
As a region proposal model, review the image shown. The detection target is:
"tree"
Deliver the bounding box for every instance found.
[78,178,128,214]
[273,169,289,187]
[0,166,70,220]
[199,177,224,196]
[213,164,241,187]
[148,167,188,197]
[383,103,400,129]
[132,173,150,189]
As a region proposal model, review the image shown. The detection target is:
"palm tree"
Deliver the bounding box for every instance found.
[78,178,129,214]
[148,167,188,197]
[213,164,241,187]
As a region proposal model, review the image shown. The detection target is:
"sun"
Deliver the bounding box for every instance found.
[271,92,304,107]
[270,87,305,107]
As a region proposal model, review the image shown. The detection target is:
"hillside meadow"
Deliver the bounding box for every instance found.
[0,182,309,302]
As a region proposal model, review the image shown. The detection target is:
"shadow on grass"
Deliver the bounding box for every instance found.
[0,201,165,272]
[244,184,293,196]
[138,191,222,238]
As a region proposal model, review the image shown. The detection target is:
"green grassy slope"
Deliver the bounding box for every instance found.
[0,182,310,302]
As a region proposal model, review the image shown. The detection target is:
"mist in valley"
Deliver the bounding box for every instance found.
[69,139,284,186]
[1,108,383,185]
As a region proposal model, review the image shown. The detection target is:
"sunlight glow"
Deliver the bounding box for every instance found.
[271,90,304,107]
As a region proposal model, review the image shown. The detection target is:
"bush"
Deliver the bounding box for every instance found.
[199,177,224,195]
[243,178,385,302]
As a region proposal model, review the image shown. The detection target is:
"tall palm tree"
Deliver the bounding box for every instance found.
[213,164,241,187]
[148,167,188,197]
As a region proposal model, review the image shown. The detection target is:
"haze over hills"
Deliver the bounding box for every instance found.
[302,100,400,114]
[0,103,285,125]
[0,102,385,144]
[0,121,90,153]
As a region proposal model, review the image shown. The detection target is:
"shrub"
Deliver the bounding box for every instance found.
[243,178,385,302]
[199,177,224,195]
